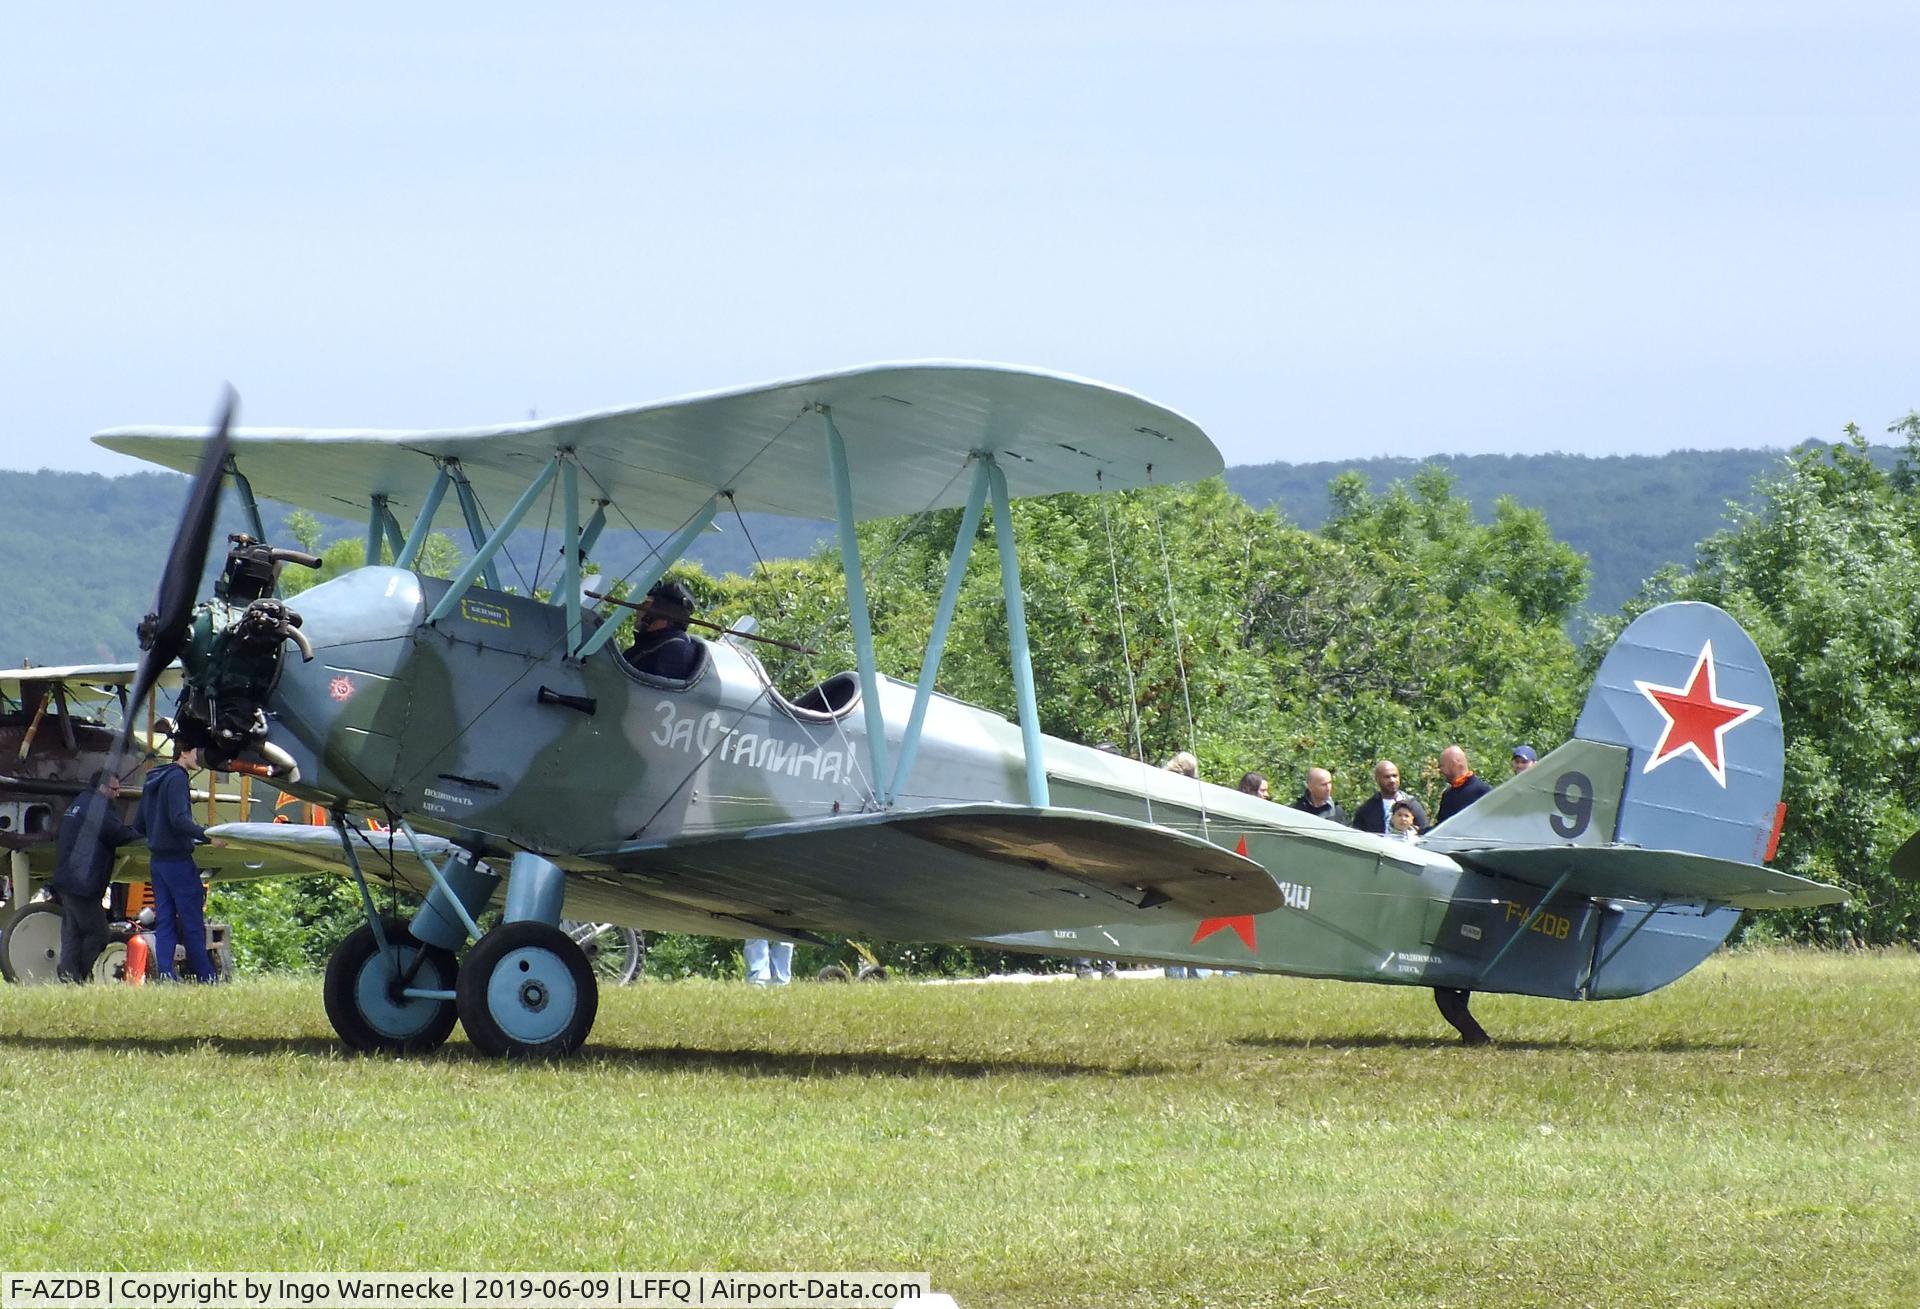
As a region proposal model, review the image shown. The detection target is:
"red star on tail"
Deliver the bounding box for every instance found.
[1633,640,1763,787]
[1192,836,1258,951]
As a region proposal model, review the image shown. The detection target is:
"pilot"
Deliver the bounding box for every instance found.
[50,767,146,982]
[624,578,702,680]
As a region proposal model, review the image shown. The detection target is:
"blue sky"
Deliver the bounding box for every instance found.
[5,2,1916,476]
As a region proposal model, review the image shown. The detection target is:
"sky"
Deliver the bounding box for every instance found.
[4,2,1917,478]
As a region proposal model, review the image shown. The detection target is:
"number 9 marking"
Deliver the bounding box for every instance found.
[1550,771,1593,840]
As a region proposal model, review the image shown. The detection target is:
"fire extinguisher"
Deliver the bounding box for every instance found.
[124,908,158,985]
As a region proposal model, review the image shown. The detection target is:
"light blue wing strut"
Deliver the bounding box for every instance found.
[426,453,562,624]
[822,406,891,803]
[447,461,502,592]
[561,458,582,655]
[887,457,990,804]
[226,456,268,542]
[988,456,1049,808]
[395,463,453,569]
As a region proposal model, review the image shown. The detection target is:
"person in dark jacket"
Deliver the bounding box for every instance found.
[1352,760,1429,834]
[136,738,217,982]
[1433,745,1493,825]
[50,768,145,981]
[1289,767,1347,824]
[624,578,702,680]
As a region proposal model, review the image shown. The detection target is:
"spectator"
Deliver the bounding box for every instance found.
[1164,751,1198,778]
[744,938,793,985]
[1290,767,1347,823]
[1352,760,1429,834]
[1387,800,1422,844]
[1238,772,1270,799]
[1434,746,1493,823]
[1511,745,1537,774]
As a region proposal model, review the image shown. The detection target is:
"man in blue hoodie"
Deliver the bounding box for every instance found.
[136,735,217,982]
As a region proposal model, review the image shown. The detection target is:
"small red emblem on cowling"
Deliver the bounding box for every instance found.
[328,675,354,702]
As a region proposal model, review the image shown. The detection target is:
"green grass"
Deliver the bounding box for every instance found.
[2,949,1917,1308]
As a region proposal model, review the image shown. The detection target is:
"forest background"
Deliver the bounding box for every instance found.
[8,425,1917,974]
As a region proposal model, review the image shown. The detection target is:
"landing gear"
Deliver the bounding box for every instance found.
[323,918,460,1055]
[456,921,598,1058]
[561,919,644,985]
[1433,987,1491,1046]
[0,901,63,983]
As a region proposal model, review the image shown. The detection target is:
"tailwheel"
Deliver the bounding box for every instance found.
[323,917,459,1055]
[456,920,597,1059]
[0,901,65,984]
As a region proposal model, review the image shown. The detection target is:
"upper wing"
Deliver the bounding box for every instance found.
[1451,844,1847,909]
[0,661,181,706]
[94,362,1222,531]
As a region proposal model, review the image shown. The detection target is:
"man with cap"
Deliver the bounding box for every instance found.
[624,578,702,680]
[1511,745,1537,774]
[137,728,218,982]
[50,767,145,981]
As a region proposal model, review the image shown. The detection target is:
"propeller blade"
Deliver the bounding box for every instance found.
[114,388,235,760]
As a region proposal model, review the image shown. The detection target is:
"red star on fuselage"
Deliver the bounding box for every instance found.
[1633,640,1763,787]
[1192,836,1258,951]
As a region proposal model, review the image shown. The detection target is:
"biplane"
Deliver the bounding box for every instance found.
[79,362,1844,1055]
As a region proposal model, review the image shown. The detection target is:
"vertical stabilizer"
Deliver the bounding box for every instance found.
[1573,602,1783,864]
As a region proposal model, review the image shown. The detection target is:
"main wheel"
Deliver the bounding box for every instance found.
[457,920,597,1058]
[323,917,459,1055]
[0,901,64,984]
[562,920,644,985]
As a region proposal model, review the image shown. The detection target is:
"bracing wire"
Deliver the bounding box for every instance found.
[1148,484,1209,836]
[1097,475,1154,825]
[628,455,974,837]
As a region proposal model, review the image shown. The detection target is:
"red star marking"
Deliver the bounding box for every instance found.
[1191,835,1257,951]
[328,675,355,702]
[1633,640,1763,787]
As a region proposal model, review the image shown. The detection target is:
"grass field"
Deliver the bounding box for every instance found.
[1,948,1915,1308]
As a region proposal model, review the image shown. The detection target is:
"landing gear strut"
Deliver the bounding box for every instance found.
[1433,987,1491,1046]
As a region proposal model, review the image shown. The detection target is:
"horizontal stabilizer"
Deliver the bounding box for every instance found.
[1452,844,1847,909]
[587,803,1283,941]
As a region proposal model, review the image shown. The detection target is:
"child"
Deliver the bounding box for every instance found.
[1388,800,1421,844]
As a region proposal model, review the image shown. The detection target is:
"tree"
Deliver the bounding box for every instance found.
[712,471,1590,822]
[1592,417,1920,943]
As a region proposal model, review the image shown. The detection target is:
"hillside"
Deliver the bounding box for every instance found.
[0,444,1891,663]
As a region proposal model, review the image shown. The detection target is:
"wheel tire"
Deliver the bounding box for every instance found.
[456,920,597,1058]
[93,939,130,984]
[0,901,65,984]
[323,917,459,1055]
[856,964,889,982]
[562,920,644,985]
[815,963,853,983]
